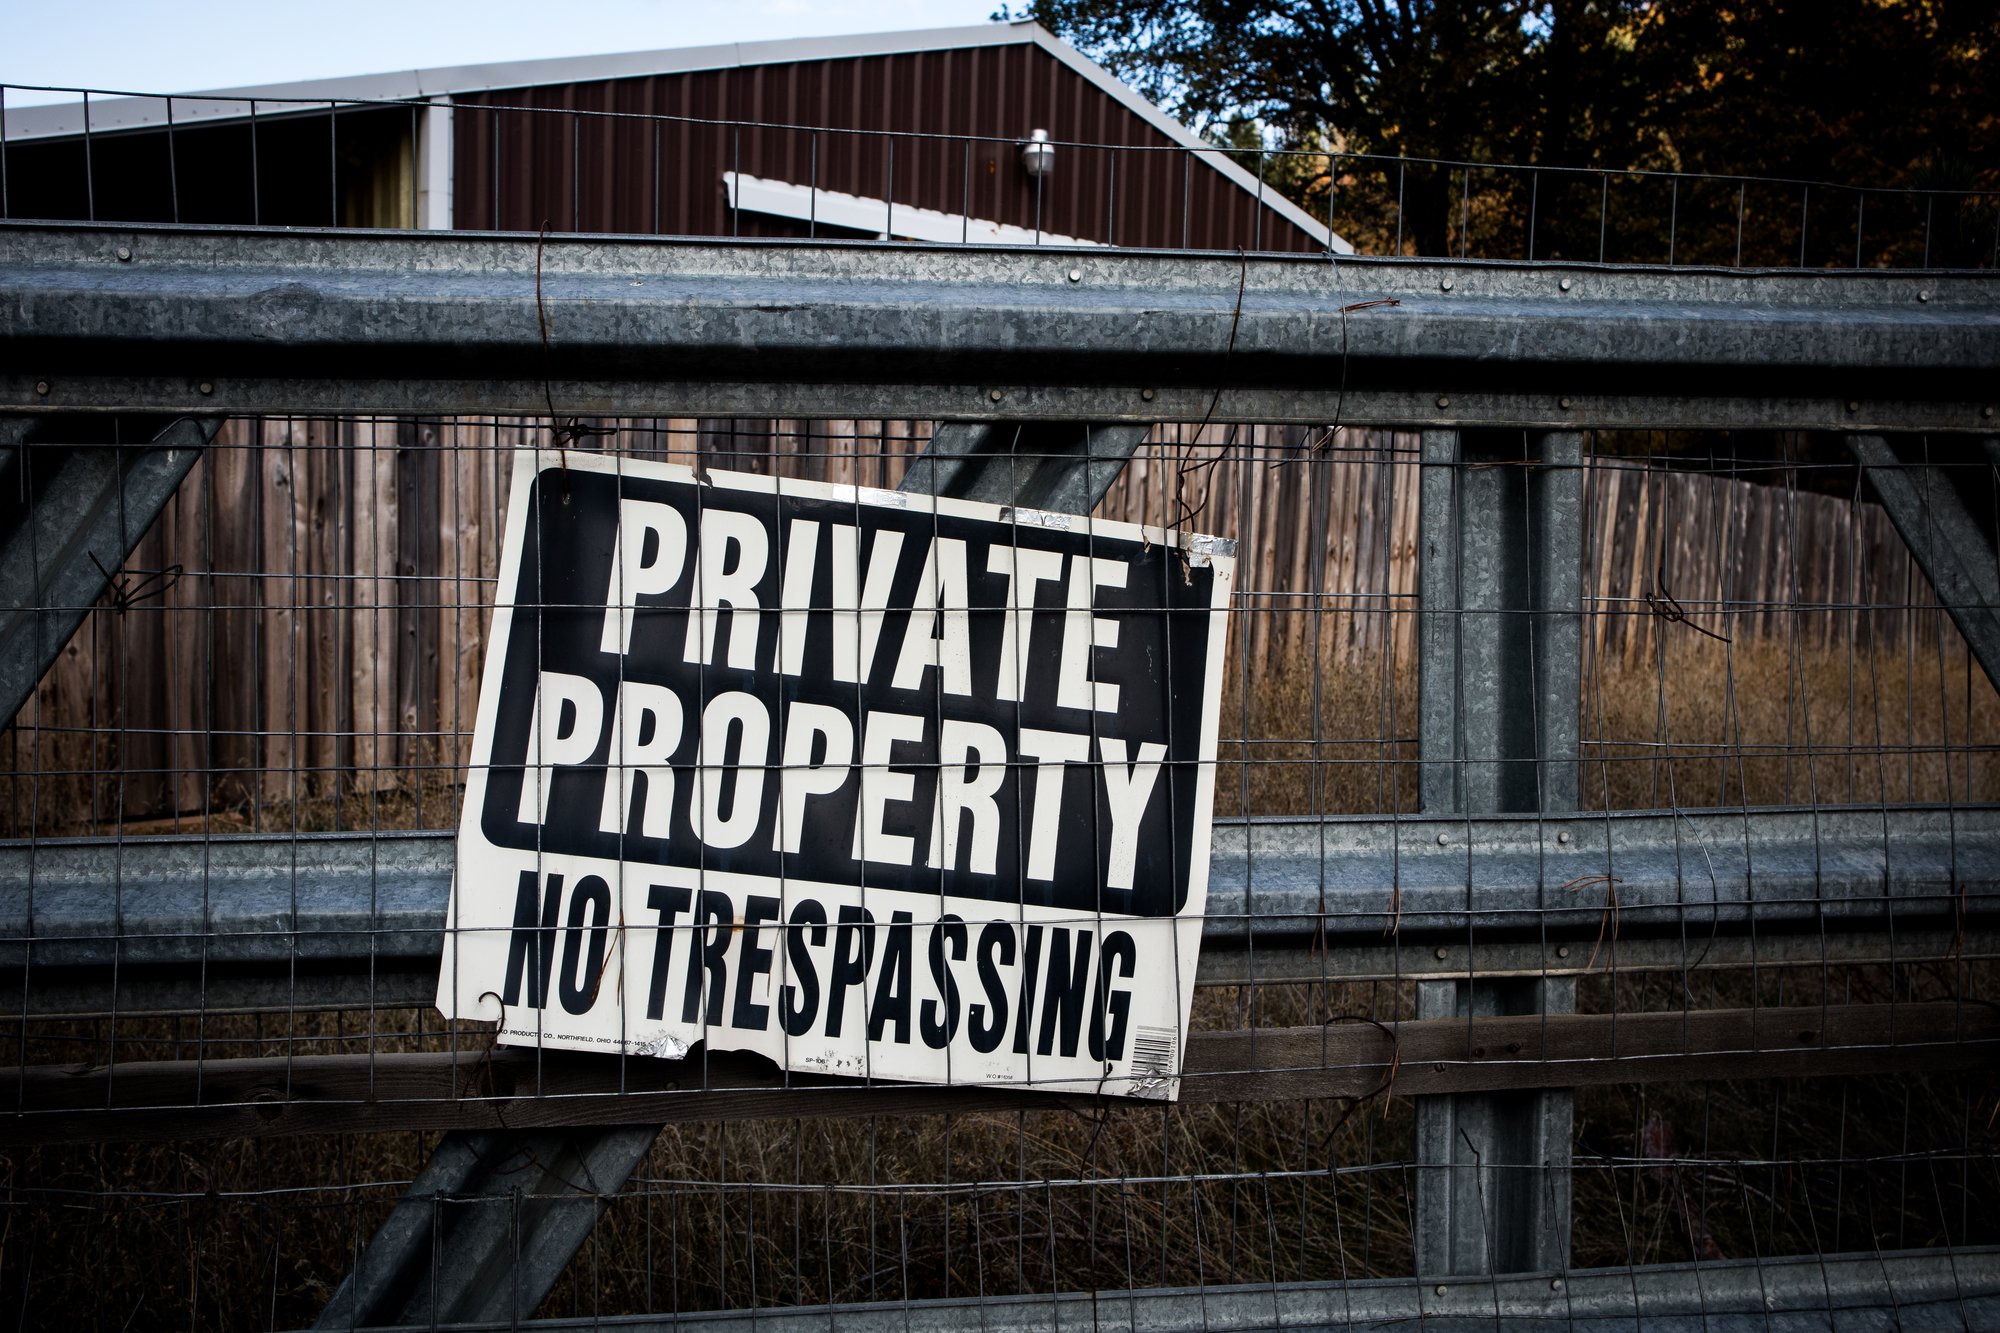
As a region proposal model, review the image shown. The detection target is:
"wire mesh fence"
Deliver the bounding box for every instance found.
[4,81,1998,268]
[4,421,1989,836]
[0,417,1994,1326]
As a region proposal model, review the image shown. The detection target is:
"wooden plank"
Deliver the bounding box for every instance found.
[1624,465,1654,667]
[1358,436,1383,663]
[111,486,172,821]
[1590,460,1620,660]
[2,1001,1988,1146]
[442,418,490,775]
[162,450,208,818]
[206,420,261,818]
[1280,427,1309,663]
[348,416,398,793]
[259,417,303,809]
[307,419,343,799]
[395,419,441,795]
[1392,441,1420,670]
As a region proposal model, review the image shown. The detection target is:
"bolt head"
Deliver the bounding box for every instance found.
[1557,945,1571,959]
[1435,831,1449,845]
[1436,396,1451,409]
[1559,277,1573,292]
[1983,405,1995,419]
[1551,1278,1565,1292]
[1559,397,1573,410]
[115,245,132,262]
[1846,401,1860,413]
[1434,946,1449,961]
[198,381,215,396]
[989,389,1004,403]
[1439,278,1454,292]
[1918,289,1931,302]
[1557,830,1572,844]
[1434,1284,1448,1297]
[34,380,50,396]
[1067,268,1082,283]
[1141,387,1156,402]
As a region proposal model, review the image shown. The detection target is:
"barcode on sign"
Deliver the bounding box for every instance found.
[1130,1026,1178,1078]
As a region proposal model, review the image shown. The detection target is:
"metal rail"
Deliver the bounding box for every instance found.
[5,805,1990,1011]
[2,221,1997,432]
[282,1246,2000,1333]
[1,220,1995,1323]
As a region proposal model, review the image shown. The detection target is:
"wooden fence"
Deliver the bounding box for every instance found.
[0,419,1941,830]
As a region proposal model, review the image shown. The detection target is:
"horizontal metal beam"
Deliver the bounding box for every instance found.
[3,1001,1991,1145]
[3,222,1996,431]
[2,806,1992,1014]
[21,927,1990,1019]
[281,1247,2000,1333]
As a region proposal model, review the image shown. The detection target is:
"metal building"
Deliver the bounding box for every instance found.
[2,22,1342,252]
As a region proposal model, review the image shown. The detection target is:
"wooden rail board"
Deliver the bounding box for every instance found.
[2,1001,1991,1146]
[9,421,1943,831]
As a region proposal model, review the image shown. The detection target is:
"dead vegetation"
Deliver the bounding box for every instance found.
[1217,633,1998,817]
[1,616,1995,1323]
[2,967,1994,1325]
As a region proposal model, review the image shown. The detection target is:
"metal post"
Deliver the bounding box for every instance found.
[1415,427,1582,1275]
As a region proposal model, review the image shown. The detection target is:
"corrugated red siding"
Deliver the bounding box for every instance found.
[451,44,1322,251]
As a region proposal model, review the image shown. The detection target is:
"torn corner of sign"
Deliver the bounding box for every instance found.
[435,451,1234,1101]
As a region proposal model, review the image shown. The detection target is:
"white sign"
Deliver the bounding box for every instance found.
[436,450,1234,1099]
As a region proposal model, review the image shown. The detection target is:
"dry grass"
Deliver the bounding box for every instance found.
[1581,635,2000,810]
[6,622,1993,836]
[1,630,1996,1324]
[3,966,1995,1325]
[1215,631,1999,816]
[0,736,464,840]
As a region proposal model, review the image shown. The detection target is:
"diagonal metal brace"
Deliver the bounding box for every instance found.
[897,421,1148,514]
[315,1124,660,1328]
[1849,435,2000,692]
[0,414,217,728]
[320,419,1150,1326]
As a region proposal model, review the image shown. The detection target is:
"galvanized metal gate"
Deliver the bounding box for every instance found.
[1,215,1997,1329]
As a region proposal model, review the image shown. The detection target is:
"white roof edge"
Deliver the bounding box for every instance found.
[725,172,1098,247]
[1020,27,1350,253]
[3,18,1346,250]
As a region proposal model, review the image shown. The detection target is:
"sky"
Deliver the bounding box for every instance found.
[1,0,1004,105]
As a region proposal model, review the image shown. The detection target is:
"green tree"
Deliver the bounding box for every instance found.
[1636,1,2000,266]
[1000,1,1655,253]
[1005,0,2000,264]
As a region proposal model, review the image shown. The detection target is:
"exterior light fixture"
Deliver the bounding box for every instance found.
[1020,128,1055,179]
